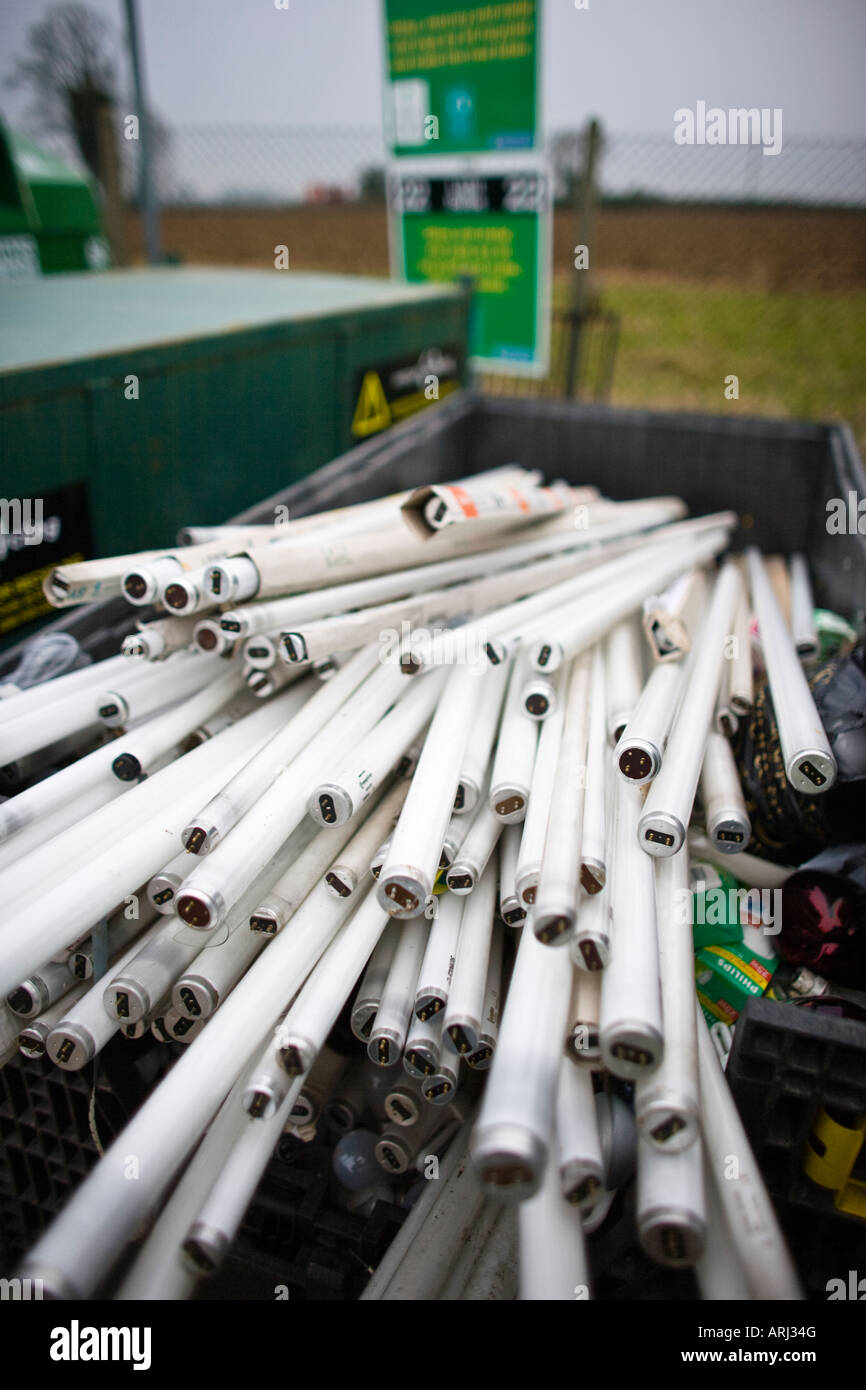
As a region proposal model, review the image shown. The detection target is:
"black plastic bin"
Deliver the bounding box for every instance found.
[2,389,865,1296]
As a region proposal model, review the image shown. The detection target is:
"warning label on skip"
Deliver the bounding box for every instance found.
[351,344,463,439]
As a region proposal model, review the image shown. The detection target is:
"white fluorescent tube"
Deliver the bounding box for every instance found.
[414,891,464,1022]
[636,1133,706,1267]
[109,664,248,781]
[309,668,445,827]
[470,909,573,1201]
[747,548,836,794]
[454,659,510,814]
[519,1134,590,1300]
[445,793,503,893]
[444,856,498,1054]
[515,667,565,907]
[528,527,730,679]
[556,1056,605,1212]
[565,964,601,1069]
[533,653,592,946]
[639,559,743,855]
[700,729,751,852]
[121,615,198,660]
[635,847,700,1152]
[176,659,411,930]
[181,645,377,855]
[581,643,608,893]
[498,822,525,926]
[368,918,430,1067]
[16,872,361,1298]
[599,778,663,1078]
[488,648,539,824]
[605,616,645,743]
[0,714,275,999]
[378,663,484,919]
[696,1007,802,1299]
[615,662,683,786]
[466,924,504,1070]
[323,778,408,900]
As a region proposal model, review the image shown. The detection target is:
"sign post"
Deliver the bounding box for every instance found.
[382,1,549,377]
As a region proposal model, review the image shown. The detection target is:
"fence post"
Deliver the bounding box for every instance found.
[564,117,602,398]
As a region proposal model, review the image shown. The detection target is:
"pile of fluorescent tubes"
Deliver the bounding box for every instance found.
[0,465,827,1301]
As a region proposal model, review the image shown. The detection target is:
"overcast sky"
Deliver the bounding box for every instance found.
[1,0,865,139]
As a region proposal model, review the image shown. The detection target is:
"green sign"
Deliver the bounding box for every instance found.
[383,0,539,157]
[390,167,549,374]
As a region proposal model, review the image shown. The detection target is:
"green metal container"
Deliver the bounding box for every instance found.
[0,122,108,277]
[0,267,468,638]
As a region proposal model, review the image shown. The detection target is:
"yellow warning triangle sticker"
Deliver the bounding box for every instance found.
[351,371,392,438]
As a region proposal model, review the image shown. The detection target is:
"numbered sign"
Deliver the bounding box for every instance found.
[390,165,550,375]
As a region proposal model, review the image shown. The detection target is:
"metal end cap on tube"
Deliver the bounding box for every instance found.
[465,1042,495,1070]
[47,1022,94,1071]
[637,1095,700,1154]
[181,822,218,855]
[638,1208,705,1268]
[707,811,751,853]
[601,1022,663,1080]
[175,887,224,930]
[385,1090,421,1127]
[403,1045,438,1079]
[173,978,218,1020]
[377,867,428,919]
[368,1028,403,1068]
[106,977,152,1025]
[787,748,837,796]
[638,810,686,858]
[445,1015,479,1055]
[567,1026,601,1068]
[421,1070,457,1105]
[309,783,353,827]
[18,1024,50,1058]
[278,1036,315,1079]
[574,933,610,972]
[580,860,606,896]
[533,904,576,947]
[7,982,44,1019]
[325,867,356,899]
[516,870,539,908]
[122,570,157,605]
[523,678,556,720]
[561,1161,604,1212]
[454,777,480,815]
[500,895,526,927]
[112,751,143,781]
[616,739,660,785]
[491,784,529,824]
[350,1003,378,1043]
[531,640,563,674]
[163,577,199,612]
[471,1124,546,1203]
[445,862,475,894]
[242,1079,284,1121]
[183,1224,228,1275]
[414,991,445,1023]
[375,1135,411,1174]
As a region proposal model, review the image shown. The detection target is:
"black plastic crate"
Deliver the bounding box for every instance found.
[2,390,864,1296]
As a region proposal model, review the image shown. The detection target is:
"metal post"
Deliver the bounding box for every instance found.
[564,117,601,399]
[123,0,162,265]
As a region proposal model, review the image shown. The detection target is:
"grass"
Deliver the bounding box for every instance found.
[573,273,866,458]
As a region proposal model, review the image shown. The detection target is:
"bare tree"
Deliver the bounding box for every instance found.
[5,3,118,181]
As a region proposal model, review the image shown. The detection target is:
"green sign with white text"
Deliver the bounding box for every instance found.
[383,0,539,157]
[390,168,549,373]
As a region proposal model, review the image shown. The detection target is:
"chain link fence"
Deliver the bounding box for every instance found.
[28,122,866,209]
